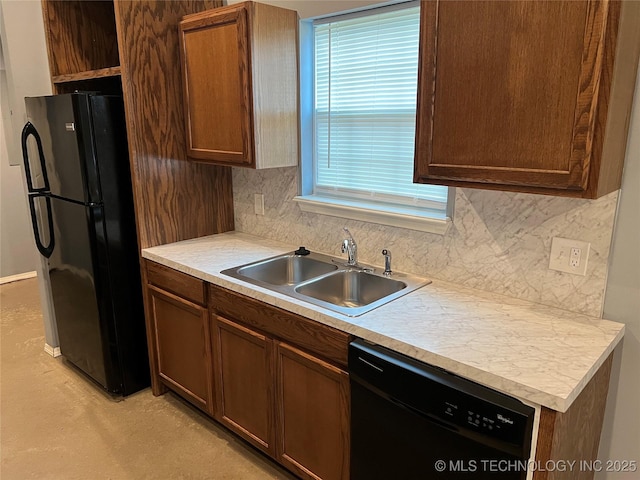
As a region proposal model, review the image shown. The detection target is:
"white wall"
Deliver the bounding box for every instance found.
[0,1,42,278]
[0,0,52,166]
[0,0,58,348]
[0,90,34,277]
[597,69,640,479]
[1,0,51,278]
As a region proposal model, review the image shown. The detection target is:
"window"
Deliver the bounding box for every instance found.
[295,1,451,234]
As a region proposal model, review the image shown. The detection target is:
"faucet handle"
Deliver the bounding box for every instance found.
[382,249,392,275]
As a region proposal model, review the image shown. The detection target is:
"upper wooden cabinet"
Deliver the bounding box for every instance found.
[41,0,121,90]
[414,0,640,198]
[179,1,299,168]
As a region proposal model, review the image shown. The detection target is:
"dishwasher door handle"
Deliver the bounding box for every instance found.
[357,356,384,372]
[387,394,457,433]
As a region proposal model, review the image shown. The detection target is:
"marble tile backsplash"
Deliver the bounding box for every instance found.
[232,167,618,318]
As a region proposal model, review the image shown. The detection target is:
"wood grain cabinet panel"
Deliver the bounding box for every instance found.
[42,0,120,77]
[276,342,350,480]
[149,285,213,415]
[180,6,251,165]
[147,261,206,306]
[179,1,299,168]
[212,316,275,455]
[208,284,350,479]
[414,0,640,198]
[209,284,350,367]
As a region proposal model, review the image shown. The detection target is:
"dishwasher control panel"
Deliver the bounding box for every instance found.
[440,397,531,445]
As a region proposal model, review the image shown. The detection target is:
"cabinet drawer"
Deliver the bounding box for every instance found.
[146,260,206,306]
[209,284,350,367]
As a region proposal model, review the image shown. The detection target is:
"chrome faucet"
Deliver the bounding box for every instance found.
[341,228,358,266]
[382,249,392,276]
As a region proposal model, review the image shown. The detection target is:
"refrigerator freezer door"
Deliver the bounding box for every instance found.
[24,95,100,204]
[47,196,117,391]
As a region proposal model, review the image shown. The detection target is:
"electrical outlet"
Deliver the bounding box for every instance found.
[549,237,590,276]
[254,193,265,215]
[569,247,581,268]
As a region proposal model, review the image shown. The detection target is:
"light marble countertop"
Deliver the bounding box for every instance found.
[142,232,624,413]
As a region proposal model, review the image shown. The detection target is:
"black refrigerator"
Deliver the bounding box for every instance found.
[22,93,150,396]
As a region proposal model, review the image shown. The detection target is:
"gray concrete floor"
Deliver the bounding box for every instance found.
[0,278,296,479]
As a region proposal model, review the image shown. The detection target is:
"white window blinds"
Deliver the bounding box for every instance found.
[313,3,448,211]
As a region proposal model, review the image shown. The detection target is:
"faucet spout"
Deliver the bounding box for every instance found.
[341,228,358,266]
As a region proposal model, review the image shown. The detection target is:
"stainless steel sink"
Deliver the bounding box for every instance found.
[221,251,430,316]
[235,254,337,286]
[295,270,406,308]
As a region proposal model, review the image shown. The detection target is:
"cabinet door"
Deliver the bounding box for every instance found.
[414,0,609,194]
[149,285,213,414]
[179,4,254,166]
[276,342,350,480]
[212,316,275,455]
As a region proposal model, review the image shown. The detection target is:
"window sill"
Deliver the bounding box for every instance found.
[293,195,451,235]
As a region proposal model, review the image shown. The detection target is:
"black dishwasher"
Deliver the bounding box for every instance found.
[349,340,535,480]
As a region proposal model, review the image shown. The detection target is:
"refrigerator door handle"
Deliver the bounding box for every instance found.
[28,194,55,258]
[21,122,50,193]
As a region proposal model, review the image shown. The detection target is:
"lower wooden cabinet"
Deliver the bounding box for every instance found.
[276,341,350,480]
[210,314,350,480]
[211,316,275,455]
[148,285,214,414]
[145,272,351,479]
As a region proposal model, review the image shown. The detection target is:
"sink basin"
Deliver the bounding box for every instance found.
[235,254,337,286]
[221,250,430,317]
[295,270,406,308]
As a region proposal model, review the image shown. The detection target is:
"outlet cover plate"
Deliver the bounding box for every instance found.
[549,237,590,276]
[254,193,265,215]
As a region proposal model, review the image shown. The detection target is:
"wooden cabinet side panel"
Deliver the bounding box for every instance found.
[113,0,234,249]
[212,315,275,455]
[568,0,609,190]
[588,0,640,198]
[251,2,299,169]
[141,265,167,396]
[533,353,614,480]
[413,0,438,184]
[41,0,120,76]
[276,341,350,480]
